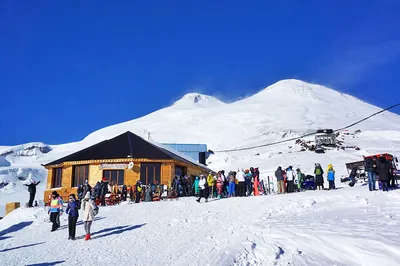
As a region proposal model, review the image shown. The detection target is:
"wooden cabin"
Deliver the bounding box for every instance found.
[43,131,213,201]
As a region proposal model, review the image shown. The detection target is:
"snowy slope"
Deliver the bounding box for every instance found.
[1,186,400,266]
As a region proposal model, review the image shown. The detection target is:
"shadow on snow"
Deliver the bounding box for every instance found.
[58,216,106,230]
[0,242,45,253]
[0,221,33,240]
[26,260,65,266]
[92,223,146,239]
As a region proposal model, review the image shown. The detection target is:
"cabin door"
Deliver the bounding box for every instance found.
[140,163,161,185]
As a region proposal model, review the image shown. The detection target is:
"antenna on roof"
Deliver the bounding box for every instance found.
[148,132,151,140]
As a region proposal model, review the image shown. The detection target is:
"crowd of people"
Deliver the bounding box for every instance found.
[363,155,397,192]
[30,155,397,241]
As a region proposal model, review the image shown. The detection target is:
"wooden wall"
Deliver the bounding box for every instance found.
[161,163,173,185]
[44,159,211,200]
[125,164,140,186]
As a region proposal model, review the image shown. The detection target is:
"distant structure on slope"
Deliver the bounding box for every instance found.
[161,143,209,165]
[315,129,336,146]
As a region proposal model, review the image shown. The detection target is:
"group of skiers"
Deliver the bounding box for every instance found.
[48,190,98,241]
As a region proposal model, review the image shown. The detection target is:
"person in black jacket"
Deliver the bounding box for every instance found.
[77,185,84,201]
[121,185,127,201]
[135,181,142,203]
[364,156,378,191]
[24,180,41,207]
[100,178,109,206]
[378,157,391,192]
[275,167,284,194]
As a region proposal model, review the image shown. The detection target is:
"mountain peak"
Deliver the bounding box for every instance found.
[173,93,226,109]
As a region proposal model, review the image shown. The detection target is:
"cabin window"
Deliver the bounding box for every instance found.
[103,170,125,186]
[72,165,89,187]
[140,163,161,185]
[52,168,62,188]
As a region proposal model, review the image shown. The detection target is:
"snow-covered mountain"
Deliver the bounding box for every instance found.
[1,79,400,215]
[173,93,227,109]
[79,79,400,149]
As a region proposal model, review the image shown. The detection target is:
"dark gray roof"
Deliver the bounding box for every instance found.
[44,131,211,172]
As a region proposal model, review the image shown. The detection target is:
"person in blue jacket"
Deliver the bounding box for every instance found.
[327,164,335,190]
[66,194,80,240]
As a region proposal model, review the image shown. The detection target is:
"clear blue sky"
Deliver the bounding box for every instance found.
[1,1,400,145]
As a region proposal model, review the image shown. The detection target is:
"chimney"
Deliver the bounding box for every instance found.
[199,152,206,165]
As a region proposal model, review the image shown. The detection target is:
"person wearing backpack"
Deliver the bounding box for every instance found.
[327,164,336,190]
[314,163,324,190]
[82,192,97,241]
[66,194,80,240]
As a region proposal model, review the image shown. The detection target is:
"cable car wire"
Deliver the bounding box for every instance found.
[211,103,400,153]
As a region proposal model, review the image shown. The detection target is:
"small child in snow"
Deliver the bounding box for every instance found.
[66,194,80,240]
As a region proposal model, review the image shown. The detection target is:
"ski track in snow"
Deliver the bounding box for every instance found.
[1,186,400,266]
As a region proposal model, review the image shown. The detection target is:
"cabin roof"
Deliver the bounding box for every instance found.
[43,131,212,172]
